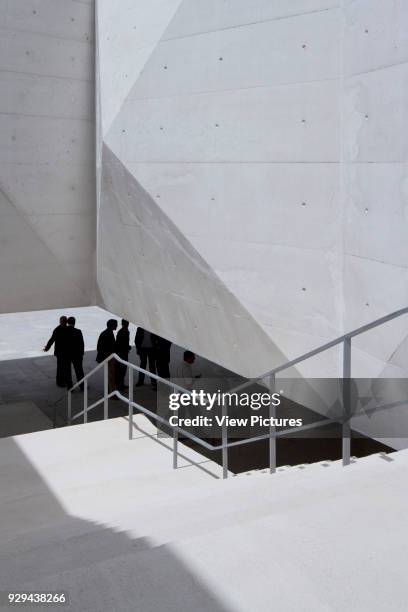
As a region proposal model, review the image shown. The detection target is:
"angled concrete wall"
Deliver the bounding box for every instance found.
[97,1,408,379]
[0,0,96,313]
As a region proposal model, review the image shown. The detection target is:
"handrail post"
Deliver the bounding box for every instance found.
[67,391,72,426]
[342,337,351,466]
[172,386,178,469]
[173,428,178,469]
[222,400,228,479]
[269,373,276,474]
[128,367,133,440]
[84,379,88,424]
[103,360,108,420]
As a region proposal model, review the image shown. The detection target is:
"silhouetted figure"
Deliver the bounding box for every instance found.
[153,334,172,379]
[115,319,131,391]
[96,319,118,393]
[43,316,71,388]
[135,328,157,388]
[67,316,85,391]
[175,351,201,390]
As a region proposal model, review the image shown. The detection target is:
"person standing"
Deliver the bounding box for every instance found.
[153,334,172,379]
[43,316,71,388]
[115,319,131,391]
[175,351,201,391]
[67,316,85,391]
[135,327,157,388]
[96,319,118,393]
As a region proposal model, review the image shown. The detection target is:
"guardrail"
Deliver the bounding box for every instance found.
[68,352,333,479]
[226,306,408,472]
[68,306,408,479]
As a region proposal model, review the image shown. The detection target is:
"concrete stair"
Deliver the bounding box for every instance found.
[0,417,406,611]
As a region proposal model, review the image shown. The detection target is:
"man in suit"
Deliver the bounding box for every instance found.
[96,319,118,393]
[135,327,157,388]
[115,319,131,391]
[43,315,71,388]
[153,334,172,379]
[67,316,85,391]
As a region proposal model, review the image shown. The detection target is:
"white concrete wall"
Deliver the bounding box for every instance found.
[96,1,408,381]
[0,0,96,313]
[341,0,408,378]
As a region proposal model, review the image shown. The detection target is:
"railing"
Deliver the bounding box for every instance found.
[68,352,192,430]
[68,306,408,479]
[227,305,408,471]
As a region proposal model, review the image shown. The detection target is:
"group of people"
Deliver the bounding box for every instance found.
[95,321,174,393]
[44,316,199,393]
[43,316,84,390]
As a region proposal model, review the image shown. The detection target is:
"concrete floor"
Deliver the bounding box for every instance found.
[0,348,391,466]
[0,347,194,433]
[0,307,391,467]
[0,401,52,437]
[0,306,136,362]
[0,416,406,612]
[0,349,119,434]
[0,306,234,437]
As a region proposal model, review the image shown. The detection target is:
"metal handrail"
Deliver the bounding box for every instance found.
[66,355,344,479]
[112,390,333,452]
[230,306,408,395]
[66,306,407,479]
[69,352,192,395]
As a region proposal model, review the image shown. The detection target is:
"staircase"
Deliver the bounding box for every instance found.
[1,415,407,611]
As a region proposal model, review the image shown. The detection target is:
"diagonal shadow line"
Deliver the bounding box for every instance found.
[99,0,186,139]
[101,144,408,385]
[126,416,221,480]
[1,437,232,611]
[0,182,89,302]
[100,143,290,365]
[383,330,408,368]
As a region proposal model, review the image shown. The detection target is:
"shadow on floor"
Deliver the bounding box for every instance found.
[0,351,393,471]
[0,436,232,612]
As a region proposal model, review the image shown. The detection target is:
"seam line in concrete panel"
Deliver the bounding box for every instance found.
[0,69,92,85]
[344,253,408,270]
[0,26,93,46]
[115,160,405,165]
[24,212,95,217]
[113,161,341,165]
[262,323,339,343]
[128,76,340,103]
[1,161,95,167]
[387,333,408,363]
[162,7,338,42]
[176,239,341,253]
[0,111,93,123]
[349,58,408,79]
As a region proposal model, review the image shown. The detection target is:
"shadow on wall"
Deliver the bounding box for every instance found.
[0,436,232,611]
[98,144,289,379]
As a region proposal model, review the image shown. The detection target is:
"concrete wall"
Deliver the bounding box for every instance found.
[0,0,96,313]
[342,0,408,378]
[97,0,408,380]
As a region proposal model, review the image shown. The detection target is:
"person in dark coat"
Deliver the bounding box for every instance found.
[96,319,118,393]
[43,315,71,388]
[135,327,157,388]
[115,319,131,391]
[67,316,85,391]
[153,334,172,379]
